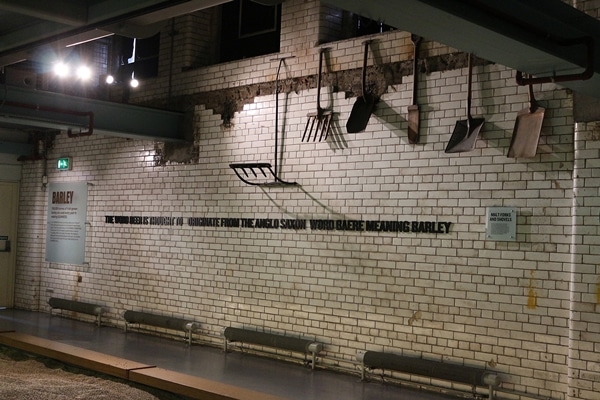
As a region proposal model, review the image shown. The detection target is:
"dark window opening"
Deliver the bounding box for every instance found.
[113,33,160,82]
[319,6,396,44]
[355,15,395,37]
[220,0,281,63]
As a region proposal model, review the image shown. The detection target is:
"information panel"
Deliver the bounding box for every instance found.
[46,182,88,264]
[486,207,516,241]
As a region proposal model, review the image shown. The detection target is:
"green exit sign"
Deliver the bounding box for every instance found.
[57,157,72,171]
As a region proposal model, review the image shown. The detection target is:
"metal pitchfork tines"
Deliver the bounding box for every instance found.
[302,48,332,142]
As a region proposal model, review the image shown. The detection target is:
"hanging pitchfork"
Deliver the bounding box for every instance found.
[302,48,333,142]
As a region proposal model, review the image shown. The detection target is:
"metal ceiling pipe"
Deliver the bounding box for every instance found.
[515,36,594,85]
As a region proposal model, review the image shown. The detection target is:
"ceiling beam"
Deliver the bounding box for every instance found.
[0,85,189,142]
[324,0,600,97]
[0,0,87,26]
[0,1,174,57]
[89,0,232,26]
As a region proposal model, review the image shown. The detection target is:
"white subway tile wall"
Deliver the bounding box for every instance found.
[12,1,600,399]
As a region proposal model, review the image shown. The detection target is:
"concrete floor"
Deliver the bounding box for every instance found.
[0,308,459,400]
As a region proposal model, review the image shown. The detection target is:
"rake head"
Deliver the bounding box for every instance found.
[229,162,297,186]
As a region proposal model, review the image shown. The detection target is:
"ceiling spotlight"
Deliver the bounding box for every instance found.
[54,62,69,77]
[77,65,92,80]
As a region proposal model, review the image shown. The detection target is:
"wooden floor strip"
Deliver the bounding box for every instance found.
[0,331,286,400]
[130,367,286,400]
[0,331,154,379]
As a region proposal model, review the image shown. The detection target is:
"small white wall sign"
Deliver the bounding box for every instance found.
[486,207,516,241]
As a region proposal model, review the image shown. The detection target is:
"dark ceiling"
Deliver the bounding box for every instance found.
[0,0,233,151]
[1,0,600,156]
[0,0,232,67]
[2,0,600,92]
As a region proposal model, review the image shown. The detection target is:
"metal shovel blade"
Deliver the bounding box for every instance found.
[444,117,485,153]
[445,53,484,153]
[507,107,545,158]
[346,40,377,134]
[346,93,376,133]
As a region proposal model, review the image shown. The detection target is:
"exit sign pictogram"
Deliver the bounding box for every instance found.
[57,157,72,170]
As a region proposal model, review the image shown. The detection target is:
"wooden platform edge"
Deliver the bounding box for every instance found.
[0,331,154,379]
[0,331,287,400]
[130,367,287,400]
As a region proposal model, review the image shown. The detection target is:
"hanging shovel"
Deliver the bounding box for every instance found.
[346,40,377,134]
[303,47,333,142]
[507,77,545,158]
[407,34,422,144]
[445,53,485,153]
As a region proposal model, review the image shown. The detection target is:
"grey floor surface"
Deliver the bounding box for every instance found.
[0,308,459,400]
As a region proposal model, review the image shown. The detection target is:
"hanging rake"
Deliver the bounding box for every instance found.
[229,57,297,186]
[302,48,333,142]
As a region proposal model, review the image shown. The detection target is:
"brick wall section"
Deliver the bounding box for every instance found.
[162,10,220,73]
[14,162,46,308]
[558,0,600,396]
[13,1,600,399]
[568,121,600,399]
